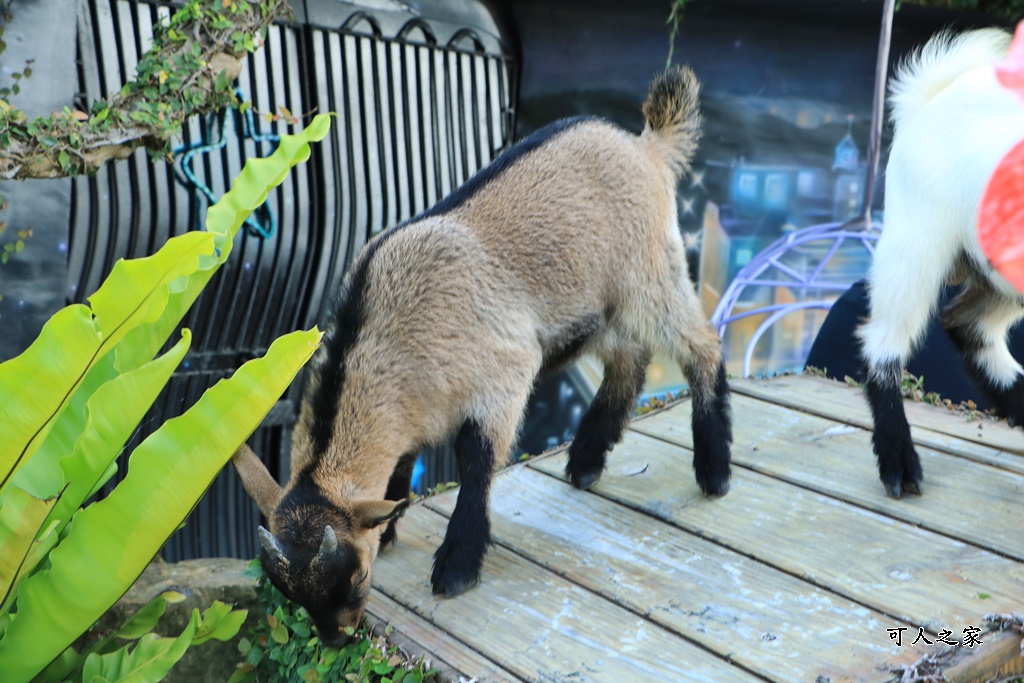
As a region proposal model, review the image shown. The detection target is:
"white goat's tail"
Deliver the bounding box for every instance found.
[641,66,703,177]
[888,27,1011,132]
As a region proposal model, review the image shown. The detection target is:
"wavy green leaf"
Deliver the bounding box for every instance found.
[0,328,320,683]
[45,332,191,537]
[10,333,189,510]
[0,487,61,607]
[0,305,102,487]
[0,115,332,683]
[115,112,333,374]
[112,592,182,642]
[8,355,114,500]
[0,232,215,490]
[2,115,331,501]
[1,518,59,622]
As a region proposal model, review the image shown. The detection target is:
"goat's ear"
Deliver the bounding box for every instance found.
[351,498,410,530]
[232,443,283,518]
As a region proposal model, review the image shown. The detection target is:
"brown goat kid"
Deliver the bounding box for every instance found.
[234,66,732,648]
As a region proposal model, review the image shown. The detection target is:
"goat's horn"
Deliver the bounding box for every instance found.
[258,526,285,559]
[319,525,339,557]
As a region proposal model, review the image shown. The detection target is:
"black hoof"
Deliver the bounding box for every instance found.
[700,476,730,497]
[901,477,923,496]
[882,472,923,499]
[431,539,484,598]
[566,464,603,490]
[883,477,903,499]
[695,459,731,497]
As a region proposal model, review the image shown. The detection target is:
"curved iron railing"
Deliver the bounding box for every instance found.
[710,221,881,378]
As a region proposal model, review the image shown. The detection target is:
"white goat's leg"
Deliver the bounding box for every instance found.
[941,281,1024,424]
[858,197,960,497]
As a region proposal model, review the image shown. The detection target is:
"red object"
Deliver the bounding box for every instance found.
[978,138,1024,293]
[996,21,1024,103]
[977,21,1024,293]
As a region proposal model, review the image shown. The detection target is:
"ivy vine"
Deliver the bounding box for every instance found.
[0,0,291,180]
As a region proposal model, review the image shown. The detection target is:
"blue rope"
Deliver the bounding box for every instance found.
[173,89,281,239]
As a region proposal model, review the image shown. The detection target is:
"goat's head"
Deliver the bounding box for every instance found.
[232,444,408,648]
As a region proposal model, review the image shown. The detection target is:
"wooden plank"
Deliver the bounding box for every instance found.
[528,433,1024,633]
[372,503,763,683]
[731,375,1024,475]
[424,465,927,683]
[943,631,1024,683]
[633,394,1024,561]
[365,589,524,683]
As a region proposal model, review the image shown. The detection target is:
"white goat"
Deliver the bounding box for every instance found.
[859,27,1024,497]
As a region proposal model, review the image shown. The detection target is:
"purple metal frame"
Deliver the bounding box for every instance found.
[709,221,881,378]
[706,0,896,379]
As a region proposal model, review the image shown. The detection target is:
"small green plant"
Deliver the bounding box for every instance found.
[900,371,926,402]
[423,481,459,498]
[0,114,332,683]
[0,0,290,179]
[232,561,438,683]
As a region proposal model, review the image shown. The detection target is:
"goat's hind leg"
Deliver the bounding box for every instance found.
[652,276,732,495]
[941,281,1024,425]
[679,325,732,496]
[565,343,651,490]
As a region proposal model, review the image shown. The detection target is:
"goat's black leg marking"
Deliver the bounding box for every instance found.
[688,359,732,496]
[431,419,494,597]
[865,360,922,498]
[380,452,416,548]
[947,322,1024,424]
[942,306,1024,427]
[565,351,650,490]
[983,374,1024,427]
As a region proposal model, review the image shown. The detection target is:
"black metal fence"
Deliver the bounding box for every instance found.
[67,0,518,561]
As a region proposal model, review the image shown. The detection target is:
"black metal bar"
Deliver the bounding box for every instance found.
[68,0,520,561]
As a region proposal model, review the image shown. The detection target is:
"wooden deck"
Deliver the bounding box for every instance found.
[366,374,1024,683]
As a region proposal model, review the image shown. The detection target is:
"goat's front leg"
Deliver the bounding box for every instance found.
[864,359,922,498]
[431,419,497,597]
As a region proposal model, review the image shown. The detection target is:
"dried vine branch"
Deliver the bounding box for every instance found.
[0,0,291,180]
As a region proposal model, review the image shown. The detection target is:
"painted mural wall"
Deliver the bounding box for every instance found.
[507,0,1001,391]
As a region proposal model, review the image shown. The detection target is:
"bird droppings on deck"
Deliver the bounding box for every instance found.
[887,567,914,582]
[820,424,861,438]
